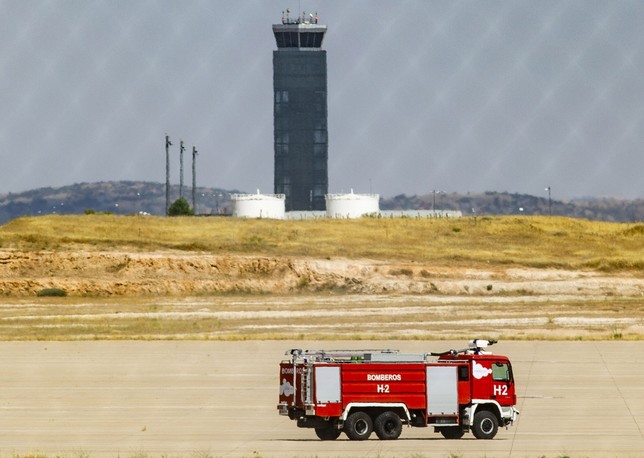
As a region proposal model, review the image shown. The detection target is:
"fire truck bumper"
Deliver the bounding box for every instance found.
[501,406,520,425]
[277,402,295,418]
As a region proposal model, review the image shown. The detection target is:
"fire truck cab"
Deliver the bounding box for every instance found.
[278,339,518,440]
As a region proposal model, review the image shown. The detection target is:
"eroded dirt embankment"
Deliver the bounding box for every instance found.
[1,250,643,297]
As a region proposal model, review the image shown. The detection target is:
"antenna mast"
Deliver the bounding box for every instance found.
[165,134,172,215]
[179,140,185,199]
[192,146,198,214]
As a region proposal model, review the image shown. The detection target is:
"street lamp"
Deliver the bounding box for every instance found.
[545,186,551,216]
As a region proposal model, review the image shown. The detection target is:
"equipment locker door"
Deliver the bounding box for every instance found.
[426,366,458,415]
[315,366,341,403]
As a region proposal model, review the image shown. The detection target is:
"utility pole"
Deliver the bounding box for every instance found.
[432,190,444,212]
[192,146,198,214]
[179,140,185,199]
[165,134,172,215]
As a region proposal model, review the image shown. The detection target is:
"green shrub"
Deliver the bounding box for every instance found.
[168,197,193,216]
[37,288,67,297]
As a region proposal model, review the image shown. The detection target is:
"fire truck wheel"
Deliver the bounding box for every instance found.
[472,410,498,440]
[439,426,465,439]
[315,424,342,441]
[344,411,373,440]
[374,411,402,440]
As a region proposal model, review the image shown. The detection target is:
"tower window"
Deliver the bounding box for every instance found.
[275,90,289,103]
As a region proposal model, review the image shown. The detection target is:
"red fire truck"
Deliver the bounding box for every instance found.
[278,339,518,440]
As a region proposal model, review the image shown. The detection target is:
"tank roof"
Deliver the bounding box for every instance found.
[231,192,285,201]
[326,192,379,201]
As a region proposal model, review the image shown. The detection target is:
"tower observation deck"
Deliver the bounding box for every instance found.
[272,11,328,211]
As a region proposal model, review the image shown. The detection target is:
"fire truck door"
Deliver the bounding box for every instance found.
[491,361,514,405]
[315,366,341,403]
[426,366,458,415]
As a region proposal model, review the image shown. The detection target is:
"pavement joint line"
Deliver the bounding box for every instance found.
[509,340,538,457]
[594,341,644,440]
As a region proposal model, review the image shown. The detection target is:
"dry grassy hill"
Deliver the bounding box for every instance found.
[1,214,642,296]
[0,215,642,340]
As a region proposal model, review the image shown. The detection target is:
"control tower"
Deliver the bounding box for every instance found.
[272,10,327,211]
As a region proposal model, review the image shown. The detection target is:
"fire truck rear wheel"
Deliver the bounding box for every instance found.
[315,424,342,441]
[472,410,498,439]
[374,411,402,440]
[344,411,373,441]
[440,426,465,439]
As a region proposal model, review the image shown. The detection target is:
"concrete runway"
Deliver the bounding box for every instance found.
[0,340,642,457]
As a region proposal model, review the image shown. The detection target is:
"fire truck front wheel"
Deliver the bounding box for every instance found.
[344,411,373,441]
[374,411,402,440]
[472,410,499,440]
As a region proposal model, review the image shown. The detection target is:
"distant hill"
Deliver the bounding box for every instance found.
[380,192,644,222]
[0,181,642,223]
[0,181,239,224]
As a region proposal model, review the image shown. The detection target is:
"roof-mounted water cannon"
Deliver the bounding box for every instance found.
[428,339,498,357]
[469,339,497,354]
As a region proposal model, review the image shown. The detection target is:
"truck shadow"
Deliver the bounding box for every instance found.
[275,437,502,442]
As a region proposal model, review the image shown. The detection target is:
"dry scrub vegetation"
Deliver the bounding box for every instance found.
[1,214,643,270]
[0,215,642,341]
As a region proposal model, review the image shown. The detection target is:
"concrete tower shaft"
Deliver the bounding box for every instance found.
[272,13,328,211]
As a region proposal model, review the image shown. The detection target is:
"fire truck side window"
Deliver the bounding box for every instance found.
[492,362,510,381]
[458,365,469,381]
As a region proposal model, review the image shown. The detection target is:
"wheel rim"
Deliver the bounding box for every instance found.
[355,418,369,435]
[480,418,494,434]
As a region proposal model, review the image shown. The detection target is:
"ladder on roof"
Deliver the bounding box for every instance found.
[286,348,428,363]
[285,340,498,363]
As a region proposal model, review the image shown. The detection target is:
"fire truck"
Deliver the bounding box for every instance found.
[278,339,518,440]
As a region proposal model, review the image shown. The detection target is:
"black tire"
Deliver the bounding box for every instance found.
[315,424,342,441]
[344,411,373,441]
[374,411,403,440]
[440,426,465,439]
[472,410,499,440]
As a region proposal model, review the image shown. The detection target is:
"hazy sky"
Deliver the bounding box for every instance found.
[1,0,643,200]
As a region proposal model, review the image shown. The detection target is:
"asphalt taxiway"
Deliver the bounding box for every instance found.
[0,340,642,457]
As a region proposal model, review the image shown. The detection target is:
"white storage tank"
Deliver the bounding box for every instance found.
[325,190,380,218]
[231,191,286,219]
